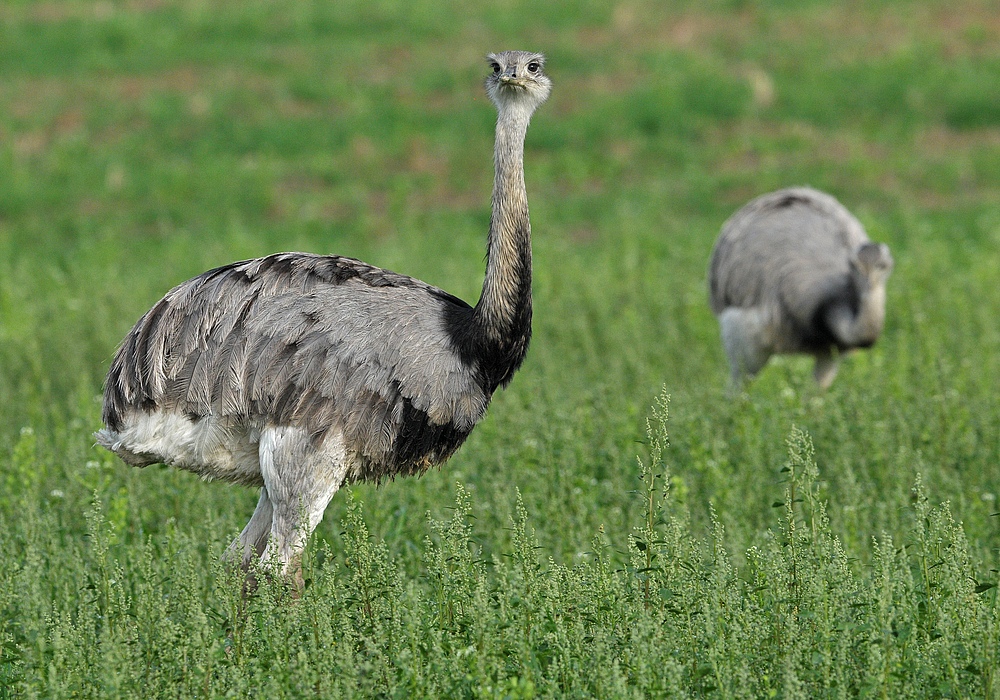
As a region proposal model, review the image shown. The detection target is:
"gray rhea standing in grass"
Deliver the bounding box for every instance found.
[708,187,894,389]
[95,51,551,586]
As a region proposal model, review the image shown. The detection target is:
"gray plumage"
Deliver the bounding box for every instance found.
[708,187,894,388]
[95,51,551,586]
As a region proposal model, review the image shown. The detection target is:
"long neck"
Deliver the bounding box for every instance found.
[827,283,886,347]
[471,106,533,387]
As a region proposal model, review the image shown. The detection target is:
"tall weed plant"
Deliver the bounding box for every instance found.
[2,389,997,697]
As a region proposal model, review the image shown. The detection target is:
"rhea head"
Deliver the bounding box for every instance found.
[851,242,894,289]
[485,51,552,115]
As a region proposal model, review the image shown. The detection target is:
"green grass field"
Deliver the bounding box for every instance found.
[3,0,1000,696]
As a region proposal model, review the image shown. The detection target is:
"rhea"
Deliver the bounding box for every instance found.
[708,187,894,389]
[96,51,551,587]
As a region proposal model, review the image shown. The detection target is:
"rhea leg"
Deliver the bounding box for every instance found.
[258,426,349,592]
[813,349,840,389]
[222,487,276,599]
[719,307,772,389]
[224,487,274,568]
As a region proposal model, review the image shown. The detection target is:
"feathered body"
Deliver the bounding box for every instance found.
[96,50,551,581]
[99,254,489,483]
[708,187,893,388]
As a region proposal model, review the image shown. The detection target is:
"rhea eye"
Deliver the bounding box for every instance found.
[490,62,500,74]
[527,62,540,73]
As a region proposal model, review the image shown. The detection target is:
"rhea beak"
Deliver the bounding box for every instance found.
[500,75,528,88]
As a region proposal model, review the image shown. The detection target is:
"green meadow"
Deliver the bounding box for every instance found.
[3,0,1000,696]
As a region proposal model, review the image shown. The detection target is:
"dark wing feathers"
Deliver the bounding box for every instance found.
[184,345,215,413]
[210,330,251,416]
[103,252,487,474]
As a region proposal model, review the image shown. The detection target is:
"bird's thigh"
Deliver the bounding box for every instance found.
[719,307,772,373]
[258,426,349,532]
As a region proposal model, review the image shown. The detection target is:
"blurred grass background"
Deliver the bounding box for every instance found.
[2,0,1000,695]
